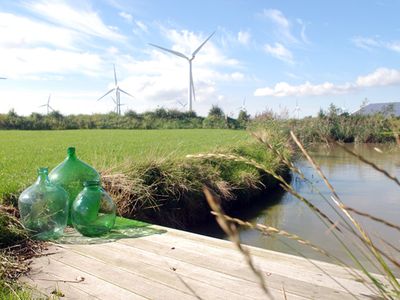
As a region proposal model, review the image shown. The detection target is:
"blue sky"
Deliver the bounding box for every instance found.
[1,0,400,117]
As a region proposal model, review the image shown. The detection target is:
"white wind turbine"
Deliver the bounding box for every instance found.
[98,64,133,115]
[293,99,301,119]
[177,100,187,110]
[149,31,216,112]
[39,94,54,115]
[237,97,247,112]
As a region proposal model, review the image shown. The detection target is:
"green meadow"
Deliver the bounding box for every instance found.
[0,129,250,200]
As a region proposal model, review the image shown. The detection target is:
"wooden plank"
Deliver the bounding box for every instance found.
[22,272,99,300]
[25,252,146,300]
[64,242,309,300]
[156,225,366,279]
[116,237,370,299]
[144,231,372,288]
[49,246,199,300]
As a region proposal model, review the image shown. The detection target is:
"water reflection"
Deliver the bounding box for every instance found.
[194,144,400,271]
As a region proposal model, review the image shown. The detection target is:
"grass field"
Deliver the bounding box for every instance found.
[0,129,250,200]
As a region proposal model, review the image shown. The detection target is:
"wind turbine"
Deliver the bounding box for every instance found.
[98,64,133,115]
[177,100,187,110]
[237,97,247,112]
[293,99,301,119]
[39,94,54,115]
[149,31,215,112]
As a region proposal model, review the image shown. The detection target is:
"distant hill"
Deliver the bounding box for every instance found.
[353,102,400,117]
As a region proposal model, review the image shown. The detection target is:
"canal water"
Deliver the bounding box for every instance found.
[194,144,400,271]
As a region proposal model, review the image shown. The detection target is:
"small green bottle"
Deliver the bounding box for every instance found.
[49,147,100,225]
[18,168,68,240]
[71,180,116,237]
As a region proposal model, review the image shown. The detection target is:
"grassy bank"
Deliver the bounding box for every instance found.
[103,138,289,228]
[251,105,400,144]
[0,129,250,203]
[0,128,289,227]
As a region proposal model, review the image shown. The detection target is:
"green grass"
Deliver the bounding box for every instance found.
[0,129,250,201]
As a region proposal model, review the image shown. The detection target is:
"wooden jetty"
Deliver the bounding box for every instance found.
[22,225,383,299]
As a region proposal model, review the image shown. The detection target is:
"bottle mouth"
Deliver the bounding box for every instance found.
[67,147,76,156]
[38,167,48,175]
[84,180,101,187]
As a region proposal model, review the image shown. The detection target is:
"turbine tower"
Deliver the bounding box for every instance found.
[293,99,301,119]
[98,64,133,115]
[149,31,215,112]
[39,94,54,115]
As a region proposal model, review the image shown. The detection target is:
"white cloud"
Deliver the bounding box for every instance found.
[237,31,251,45]
[352,36,381,50]
[262,9,297,43]
[352,36,400,53]
[387,42,400,52]
[135,21,148,33]
[0,12,78,50]
[263,43,293,63]
[25,0,125,41]
[254,67,400,97]
[356,68,400,87]
[119,11,133,22]
[254,81,353,97]
[0,47,103,78]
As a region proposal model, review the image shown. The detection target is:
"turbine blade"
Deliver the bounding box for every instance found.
[48,106,54,111]
[192,31,215,57]
[113,64,117,86]
[97,88,115,101]
[48,94,51,105]
[118,88,134,98]
[39,104,46,107]
[149,43,188,60]
[0,77,7,80]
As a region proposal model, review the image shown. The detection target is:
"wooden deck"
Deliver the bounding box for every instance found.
[22,225,382,299]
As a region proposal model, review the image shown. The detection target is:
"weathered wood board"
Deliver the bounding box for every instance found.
[22,225,385,299]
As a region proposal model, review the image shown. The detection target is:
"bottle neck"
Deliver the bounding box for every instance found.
[67,147,77,160]
[36,168,50,185]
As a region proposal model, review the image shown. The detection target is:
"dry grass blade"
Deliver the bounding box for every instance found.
[203,187,273,299]
[290,131,400,295]
[333,140,400,187]
[344,206,400,233]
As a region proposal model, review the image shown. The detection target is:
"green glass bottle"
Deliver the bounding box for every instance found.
[71,180,116,237]
[49,147,100,225]
[18,168,68,240]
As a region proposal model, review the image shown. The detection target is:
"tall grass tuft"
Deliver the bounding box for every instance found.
[204,128,399,299]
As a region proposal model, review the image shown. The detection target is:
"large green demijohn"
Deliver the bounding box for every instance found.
[18,167,68,240]
[71,180,116,237]
[49,147,100,225]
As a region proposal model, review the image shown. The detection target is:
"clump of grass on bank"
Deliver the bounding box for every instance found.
[0,207,42,300]
[102,138,290,228]
[250,104,400,145]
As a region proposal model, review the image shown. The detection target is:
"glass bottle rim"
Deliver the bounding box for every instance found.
[38,167,48,174]
[67,147,76,154]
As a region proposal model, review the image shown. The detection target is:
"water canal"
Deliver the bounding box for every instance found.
[194,144,400,271]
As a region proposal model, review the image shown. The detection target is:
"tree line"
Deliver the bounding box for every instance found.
[0,105,251,130]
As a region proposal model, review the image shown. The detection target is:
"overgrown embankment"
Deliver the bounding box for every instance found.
[102,130,291,228]
[251,105,400,144]
[0,207,41,299]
